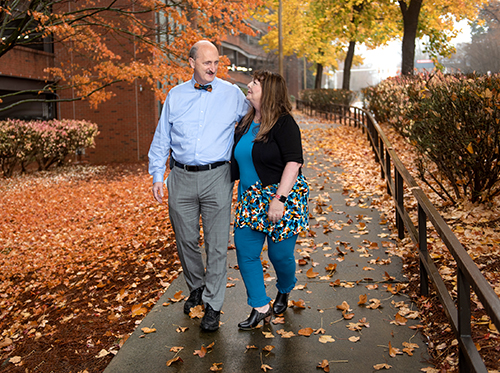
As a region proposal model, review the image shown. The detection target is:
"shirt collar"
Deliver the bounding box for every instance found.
[192,76,218,89]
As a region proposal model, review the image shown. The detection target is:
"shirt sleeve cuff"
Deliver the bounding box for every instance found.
[152,174,164,184]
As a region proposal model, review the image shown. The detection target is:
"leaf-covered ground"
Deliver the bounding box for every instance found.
[0,112,499,372]
[299,113,500,372]
[0,164,182,372]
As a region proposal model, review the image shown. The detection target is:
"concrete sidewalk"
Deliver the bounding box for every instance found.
[104,117,431,373]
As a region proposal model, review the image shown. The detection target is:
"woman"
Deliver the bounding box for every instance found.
[231,70,309,330]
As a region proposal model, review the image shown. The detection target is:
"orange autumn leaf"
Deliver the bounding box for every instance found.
[330,279,341,287]
[358,294,368,305]
[166,356,183,366]
[298,327,314,336]
[388,341,402,357]
[336,301,350,311]
[193,345,208,358]
[131,303,147,317]
[291,299,306,309]
[189,305,205,319]
[317,359,330,372]
[306,267,319,278]
[169,290,184,303]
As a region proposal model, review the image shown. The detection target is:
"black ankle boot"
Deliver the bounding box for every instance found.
[238,307,272,330]
[273,292,289,315]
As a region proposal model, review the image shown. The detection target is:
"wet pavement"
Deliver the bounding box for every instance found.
[104,116,432,373]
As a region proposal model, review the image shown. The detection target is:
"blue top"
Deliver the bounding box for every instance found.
[148,76,249,183]
[234,121,260,197]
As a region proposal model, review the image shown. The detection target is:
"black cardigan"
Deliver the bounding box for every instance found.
[230,113,304,187]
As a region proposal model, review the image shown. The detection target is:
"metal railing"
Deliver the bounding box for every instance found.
[297,99,500,373]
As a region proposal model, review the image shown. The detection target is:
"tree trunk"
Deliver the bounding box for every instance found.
[343,41,356,90]
[399,0,423,75]
[315,63,323,89]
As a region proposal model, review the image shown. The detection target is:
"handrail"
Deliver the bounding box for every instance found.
[296,99,500,373]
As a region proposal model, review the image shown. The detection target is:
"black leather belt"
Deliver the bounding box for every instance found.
[173,160,227,172]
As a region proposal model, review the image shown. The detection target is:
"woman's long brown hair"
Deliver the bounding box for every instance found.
[236,70,292,142]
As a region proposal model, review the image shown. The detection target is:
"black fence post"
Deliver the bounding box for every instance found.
[457,268,472,373]
[418,204,429,296]
[395,170,404,239]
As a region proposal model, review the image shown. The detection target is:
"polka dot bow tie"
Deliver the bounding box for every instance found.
[194,83,212,92]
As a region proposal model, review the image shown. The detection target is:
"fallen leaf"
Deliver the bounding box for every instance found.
[336,301,350,311]
[314,327,326,334]
[210,362,223,371]
[95,349,109,358]
[9,356,22,364]
[306,267,319,278]
[131,303,147,317]
[319,335,335,343]
[176,326,188,333]
[276,329,295,338]
[317,359,330,372]
[348,336,360,342]
[298,327,314,336]
[261,363,273,371]
[0,338,13,348]
[193,346,208,358]
[358,294,368,305]
[272,317,285,324]
[189,305,205,319]
[166,356,183,366]
[291,299,306,309]
[388,341,402,357]
[169,290,184,302]
[141,327,156,334]
[263,345,275,352]
[262,331,275,338]
[374,363,392,370]
[170,346,184,352]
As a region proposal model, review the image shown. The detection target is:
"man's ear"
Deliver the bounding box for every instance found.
[189,57,195,69]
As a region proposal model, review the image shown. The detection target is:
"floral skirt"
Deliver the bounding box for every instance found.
[234,174,309,242]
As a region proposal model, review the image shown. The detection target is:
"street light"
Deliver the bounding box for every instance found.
[278,0,283,76]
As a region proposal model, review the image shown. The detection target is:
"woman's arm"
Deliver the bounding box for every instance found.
[267,161,302,223]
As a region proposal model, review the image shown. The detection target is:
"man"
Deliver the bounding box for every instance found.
[148,40,249,331]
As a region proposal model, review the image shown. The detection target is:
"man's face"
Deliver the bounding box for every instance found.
[189,45,219,85]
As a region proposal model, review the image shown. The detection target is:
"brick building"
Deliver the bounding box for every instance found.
[0,17,306,165]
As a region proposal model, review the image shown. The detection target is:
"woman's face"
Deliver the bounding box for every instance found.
[246,79,262,109]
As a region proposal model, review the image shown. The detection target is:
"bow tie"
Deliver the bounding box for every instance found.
[194,83,212,92]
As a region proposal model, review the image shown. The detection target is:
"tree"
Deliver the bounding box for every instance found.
[257,0,343,89]
[0,0,263,112]
[396,0,489,75]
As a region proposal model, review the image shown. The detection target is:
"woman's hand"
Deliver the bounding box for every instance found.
[268,197,285,223]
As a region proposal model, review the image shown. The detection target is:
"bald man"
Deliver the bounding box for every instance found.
[148,40,249,331]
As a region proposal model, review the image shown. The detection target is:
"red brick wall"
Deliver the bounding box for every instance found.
[0,46,54,80]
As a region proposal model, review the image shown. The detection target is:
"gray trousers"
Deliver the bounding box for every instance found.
[167,163,233,311]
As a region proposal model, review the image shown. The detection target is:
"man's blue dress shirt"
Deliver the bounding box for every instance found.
[148,76,249,184]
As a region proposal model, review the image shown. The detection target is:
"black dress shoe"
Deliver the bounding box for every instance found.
[273,292,289,315]
[238,307,272,330]
[184,286,205,315]
[201,303,220,332]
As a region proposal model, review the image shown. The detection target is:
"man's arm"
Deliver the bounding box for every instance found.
[148,97,172,201]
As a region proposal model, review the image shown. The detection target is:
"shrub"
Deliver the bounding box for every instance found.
[364,72,500,204]
[0,119,99,177]
[300,89,357,111]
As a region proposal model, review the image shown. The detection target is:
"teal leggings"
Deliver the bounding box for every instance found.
[234,226,298,308]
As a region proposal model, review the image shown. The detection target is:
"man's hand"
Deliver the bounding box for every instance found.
[152,182,164,203]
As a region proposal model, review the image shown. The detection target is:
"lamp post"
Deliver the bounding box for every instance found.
[278,0,283,76]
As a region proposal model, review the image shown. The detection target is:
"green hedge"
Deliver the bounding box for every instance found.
[300,89,356,111]
[363,72,500,204]
[0,119,99,177]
